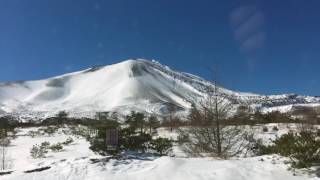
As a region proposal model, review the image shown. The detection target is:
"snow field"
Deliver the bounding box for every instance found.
[1,124,319,180]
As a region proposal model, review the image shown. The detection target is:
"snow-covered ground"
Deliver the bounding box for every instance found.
[4,155,319,180]
[5,127,95,171]
[1,125,319,180]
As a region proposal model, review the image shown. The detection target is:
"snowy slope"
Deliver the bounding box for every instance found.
[0,59,319,119]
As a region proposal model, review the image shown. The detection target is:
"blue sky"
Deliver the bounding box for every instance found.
[0,0,320,96]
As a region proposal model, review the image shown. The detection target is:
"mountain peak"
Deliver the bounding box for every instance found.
[0,59,197,118]
[0,59,320,120]
[83,59,159,76]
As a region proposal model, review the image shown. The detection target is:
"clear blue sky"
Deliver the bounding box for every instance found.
[0,0,320,96]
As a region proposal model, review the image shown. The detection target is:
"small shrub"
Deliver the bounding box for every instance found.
[177,129,189,145]
[273,131,319,168]
[252,139,274,156]
[71,126,89,139]
[254,130,320,168]
[123,133,152,152]
[40,141,51,149]
[41,126,58,135]
[118,128,152,152]
[150,137,172,156]
[262,126,268,132]
[273,133,297,157]
[62,137,74,145]
[28,130,42,138]
[50,143,63,152]
[89,138,108,155]
[30,145,48,158]
[272,126,279,131]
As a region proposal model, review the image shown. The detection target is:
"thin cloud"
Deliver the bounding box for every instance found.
[230,5,266,69]
[240,31,266,53]
[234,12,265,42]
[229,6,257,28]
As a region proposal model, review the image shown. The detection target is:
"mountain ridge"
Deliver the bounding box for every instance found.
[0,59,319,121]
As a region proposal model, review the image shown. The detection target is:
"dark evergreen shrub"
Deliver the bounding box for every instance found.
[272,126,279,131]
[50,143,63,152]
[150,137,172,155]
[262,126,268,132]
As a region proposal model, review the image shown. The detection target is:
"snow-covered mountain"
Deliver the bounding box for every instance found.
[0,59,319,120]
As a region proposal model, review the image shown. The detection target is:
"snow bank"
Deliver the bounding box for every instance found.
[3,155,318,180]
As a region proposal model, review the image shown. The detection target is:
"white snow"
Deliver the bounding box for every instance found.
[4,155,319,180]
[0,60,203,118]
[6,127,95,171]
[0,59,319,120]
[1,125,319,180]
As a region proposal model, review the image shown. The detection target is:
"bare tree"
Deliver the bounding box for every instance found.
[167,104,177,132]
[146,115,160,135]
[178,72,254,159]
[0,137,11,170]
